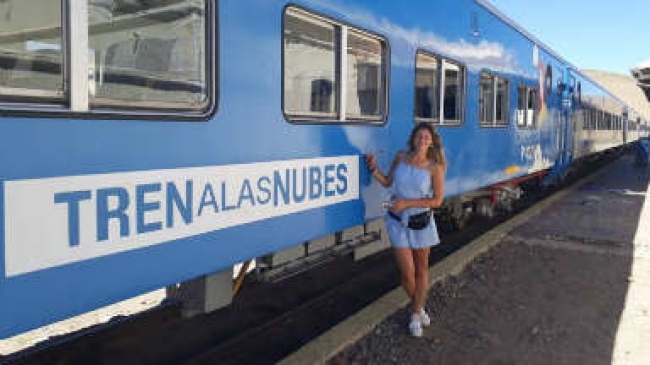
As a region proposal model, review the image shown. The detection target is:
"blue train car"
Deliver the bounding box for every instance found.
[0,0,643,338]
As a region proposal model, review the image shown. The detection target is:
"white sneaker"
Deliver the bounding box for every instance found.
[409,315,423,337]
[419,309,431,327]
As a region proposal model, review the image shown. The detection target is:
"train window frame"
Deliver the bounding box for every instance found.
[479,71,509,128]
[87,0,215,114]
[516,84,538,129]
[591,107,597,130]
[584,106,592,130]
[413,50,466,127]
[282,6,390,125]
[0,0,217,121]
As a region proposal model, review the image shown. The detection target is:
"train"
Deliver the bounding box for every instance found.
[1,0,648,339]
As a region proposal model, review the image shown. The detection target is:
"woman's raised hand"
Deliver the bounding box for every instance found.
[365,153,377,171]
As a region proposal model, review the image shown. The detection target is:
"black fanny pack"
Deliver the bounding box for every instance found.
[388,210,432,230]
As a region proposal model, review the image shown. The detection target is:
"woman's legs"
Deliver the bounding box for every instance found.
[395,247,430,337]
[393,248,415,299]
[412,247,431,314]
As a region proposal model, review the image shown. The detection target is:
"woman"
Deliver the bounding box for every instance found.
[366,122,446,337]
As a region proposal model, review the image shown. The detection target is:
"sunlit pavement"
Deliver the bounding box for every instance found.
[612,172,650,364]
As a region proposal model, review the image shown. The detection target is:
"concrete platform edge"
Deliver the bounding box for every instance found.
[278,163,611,365]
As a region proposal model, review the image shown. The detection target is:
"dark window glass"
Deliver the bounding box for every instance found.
[415,53,438,121]
[479,73,493,124]
[516,86,526,126]
[443,63,463,123]
[495,77,508,125]
[527,88,537,127]
[545,65,552,97]
[414,52,464,125]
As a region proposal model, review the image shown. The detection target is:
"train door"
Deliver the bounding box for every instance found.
[571,80,583,158]
[558,68,574,168]
[545,67,574,185]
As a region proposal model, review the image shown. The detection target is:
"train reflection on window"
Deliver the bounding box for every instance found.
[414,52,465,125]
[0,0,64,102]
[283,7,387,122]
[88,0,208,110]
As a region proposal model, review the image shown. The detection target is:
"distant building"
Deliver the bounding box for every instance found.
[630,61,650,102]
[583,69,650,120]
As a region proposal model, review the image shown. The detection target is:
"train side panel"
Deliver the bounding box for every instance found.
[0,0,628,338]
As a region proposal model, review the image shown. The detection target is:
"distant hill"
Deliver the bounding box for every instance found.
[582,69,650,120]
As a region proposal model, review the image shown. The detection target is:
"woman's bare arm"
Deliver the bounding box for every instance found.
[369,152,402,188]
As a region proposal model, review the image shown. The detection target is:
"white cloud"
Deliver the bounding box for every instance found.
[306,0,523,73]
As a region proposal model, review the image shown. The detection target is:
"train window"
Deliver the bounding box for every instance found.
[591,108,597,130]
[283,7,387,123]
[0,0,215,117]
[414,52,465,125]
[479,73,494,125]
[415,53,439,121]
[576,82,582,107]
[346,30,385,119]
[0,1,64,103]
[479,72,508,127]
[284,9,338,118]
[88,0,209,111]
[599,110,605,130]
[516,85,537,128]
[443,61,464,123]
[495,77,508,125]
[516,87,526,126]
[545,65,553,97]
[607,113,612,130]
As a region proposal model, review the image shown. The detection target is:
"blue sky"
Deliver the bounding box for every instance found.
[487,0,648,75]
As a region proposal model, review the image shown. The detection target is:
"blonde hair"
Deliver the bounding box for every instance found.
[408,123,447,168]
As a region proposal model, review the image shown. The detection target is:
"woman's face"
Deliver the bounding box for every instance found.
[413,128,433,152]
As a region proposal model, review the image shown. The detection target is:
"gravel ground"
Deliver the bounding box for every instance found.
[330,238,634,365]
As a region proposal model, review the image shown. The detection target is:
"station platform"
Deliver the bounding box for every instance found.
[280,153,650,365]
